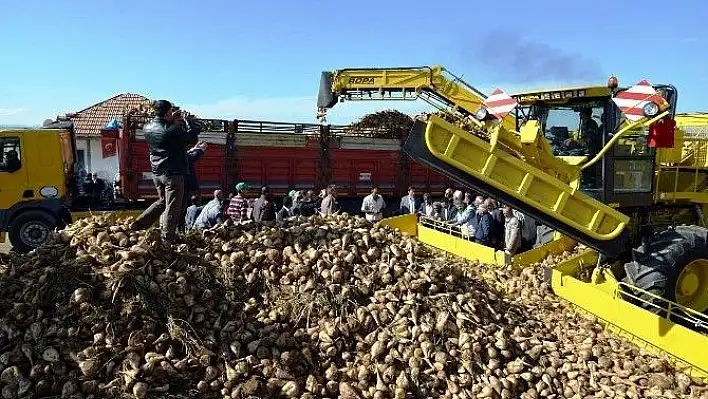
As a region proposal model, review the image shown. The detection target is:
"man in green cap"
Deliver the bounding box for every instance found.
[227,182,250,222]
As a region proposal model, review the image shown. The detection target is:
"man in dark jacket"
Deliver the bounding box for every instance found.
[442,188,457,221]
[276,195,294,222]
[474,203,492,246]
[179,141,207,231]
[130,100,200,242]
[90,173,106,207]
[485,198,505,250]
[297,190,321,216]
[185,141,207,194]
[252,186,276,223]
[0,149,21,173]
[399,187,423,215]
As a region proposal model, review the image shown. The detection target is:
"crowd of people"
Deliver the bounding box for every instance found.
[414,188,537,256]
[177,183,537,260]
[183,184,343,230]
[130,99,539,257]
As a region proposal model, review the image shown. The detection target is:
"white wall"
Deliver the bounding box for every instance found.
[76,137,119,181]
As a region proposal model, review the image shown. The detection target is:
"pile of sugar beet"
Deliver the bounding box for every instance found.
[1,214,707,399]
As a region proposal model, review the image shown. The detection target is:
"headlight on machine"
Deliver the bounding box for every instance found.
[475,108,489,120]
[643,102,660,117]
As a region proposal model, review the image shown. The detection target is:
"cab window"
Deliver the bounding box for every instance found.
[613,133,654,193]
[0,137,22,173]
[536,104,604,157]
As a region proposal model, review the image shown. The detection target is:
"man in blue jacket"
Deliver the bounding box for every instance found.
[194,190,225,229]
[474,203,492,246]
[184,195,204,230]
[130,100,201,242]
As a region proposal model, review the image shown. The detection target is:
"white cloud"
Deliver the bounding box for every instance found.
[0,107,29,117]
[0,107,66,127]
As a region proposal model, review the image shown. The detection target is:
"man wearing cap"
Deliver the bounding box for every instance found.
[227,182,250,223]
[130,100,201,242]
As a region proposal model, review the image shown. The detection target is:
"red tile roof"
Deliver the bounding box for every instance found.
[68,93,152,138]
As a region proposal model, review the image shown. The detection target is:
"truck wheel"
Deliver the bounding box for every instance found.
[623,225,708,315]
[8,210,58,253]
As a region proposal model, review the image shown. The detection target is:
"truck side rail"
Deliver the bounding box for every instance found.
[123,113,231,134]
[234,119,326,135]
[233,119,404,139]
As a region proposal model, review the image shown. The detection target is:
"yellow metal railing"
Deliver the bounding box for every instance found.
[675,120,708,167]
[416,216,507,265]
[617,281,708,333]
[419,216,472,240]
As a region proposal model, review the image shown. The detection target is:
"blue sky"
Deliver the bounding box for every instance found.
[1,0,706,126]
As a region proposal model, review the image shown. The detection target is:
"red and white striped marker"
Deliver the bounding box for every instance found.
[612,79,669,122]
[483,88,518,120]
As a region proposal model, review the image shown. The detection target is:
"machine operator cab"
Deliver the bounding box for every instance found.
[509,78,677,207]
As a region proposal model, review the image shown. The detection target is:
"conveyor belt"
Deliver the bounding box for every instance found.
[403,115,630,258]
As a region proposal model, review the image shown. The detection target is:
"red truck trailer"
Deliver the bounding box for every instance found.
[104,115,453,207]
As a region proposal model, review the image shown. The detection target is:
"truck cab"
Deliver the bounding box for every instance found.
[0,120,76,252]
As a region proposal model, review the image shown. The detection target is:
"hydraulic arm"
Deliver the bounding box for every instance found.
[316,66,517,132]
[317,66,584,183]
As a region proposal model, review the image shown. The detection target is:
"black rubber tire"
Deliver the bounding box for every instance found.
[623,225,708,313]
[8,210,58,253]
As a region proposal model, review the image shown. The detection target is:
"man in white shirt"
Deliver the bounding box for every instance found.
[361,186,386,222]
[422,193,434,216]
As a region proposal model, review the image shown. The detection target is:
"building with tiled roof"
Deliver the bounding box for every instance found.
[67,93,152,182]
[67,93,152,138]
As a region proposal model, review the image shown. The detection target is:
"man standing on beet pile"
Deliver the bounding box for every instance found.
[130,100,201,243]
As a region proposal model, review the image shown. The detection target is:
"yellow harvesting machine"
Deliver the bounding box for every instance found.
[317,66,708,378]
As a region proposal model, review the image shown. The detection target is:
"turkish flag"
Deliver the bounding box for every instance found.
[648,118,676,148]
[101,137,117,158]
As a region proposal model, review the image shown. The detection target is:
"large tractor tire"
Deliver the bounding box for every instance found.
[623,225,708,315]
[8,210,58,253]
